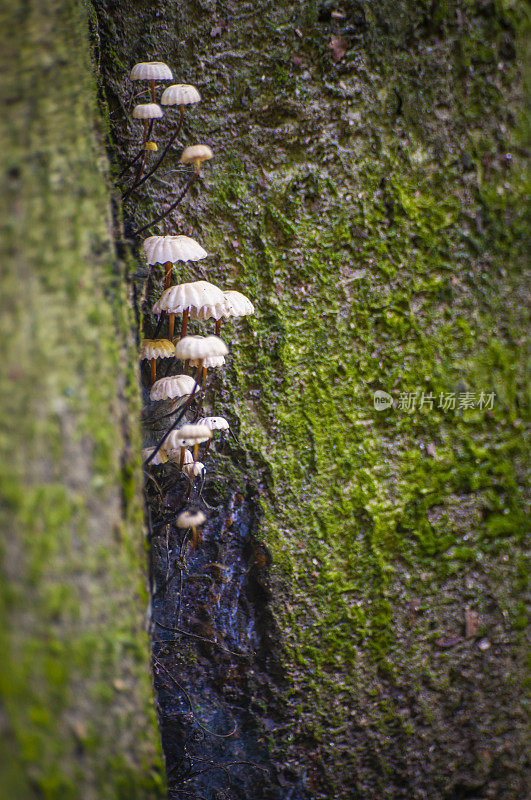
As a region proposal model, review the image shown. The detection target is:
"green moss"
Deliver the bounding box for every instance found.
[0,0,164,796]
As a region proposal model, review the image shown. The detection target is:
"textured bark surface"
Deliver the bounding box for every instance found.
[1,0,527,798]
[96,1,529,797]
[0,1,164,797]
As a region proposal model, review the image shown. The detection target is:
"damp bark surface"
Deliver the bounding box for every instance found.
[94,1,529,799]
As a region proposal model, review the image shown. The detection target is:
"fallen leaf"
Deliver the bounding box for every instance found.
[329,35,349,62]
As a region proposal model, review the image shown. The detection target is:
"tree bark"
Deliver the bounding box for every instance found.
[0,1,164,797]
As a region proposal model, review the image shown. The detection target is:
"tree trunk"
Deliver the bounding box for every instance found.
[0,1,164,797]
[2,0,527,798]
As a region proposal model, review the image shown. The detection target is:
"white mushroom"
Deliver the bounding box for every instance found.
[130,62,173,101]
[165,443,193,465]
[183,461,205,479]
[212,289,255,336]
[222,290,255,318]
[175,336,228,400]
[149,374,199,402]
[197,416,230,431]
[196,416,230,455]
[161,84,201,107]
[180,144,213,173]
[167,423,212,466]
[153,280,225,339]
[143,235,208,291]
[132,103,164,120]
[176,507,206,548]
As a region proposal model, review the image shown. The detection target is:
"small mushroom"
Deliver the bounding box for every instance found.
[141,446,168,466]
[161,83,201,108]
[183,461,205,479]
[197,416,230,455]
[215,289,255,336]
[144,235,208,291]
[176,507,206,549]
[180,144,213,173]
[175,335,228,390]
[132,104,164,184]
[130,61,173,102]
[166,423,212,467]
[140,338,175,382]
[165,443,194,465]
[132,84,202,193]
[197,416,230,431]
[153,280,225,340]
[149,374,199,403]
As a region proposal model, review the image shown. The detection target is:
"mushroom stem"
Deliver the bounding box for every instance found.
[215,318,221,337]
[179,447,186,470]
[150,358,157,383]
[150,79,156,102]
[127,103,185,194]
[193,443,199,462]
[203,438,212,457]
[191,525,200,549]
[180,309,189,339]
[168,312,175,340]
[164,261,173,289]
[136,172,199,235]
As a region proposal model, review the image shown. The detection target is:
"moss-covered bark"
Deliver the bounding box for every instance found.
[99,1,529,796]
[0,1,164,797]
[9,0,525,797]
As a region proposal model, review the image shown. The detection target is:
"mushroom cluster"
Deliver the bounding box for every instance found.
[127,58,255,547]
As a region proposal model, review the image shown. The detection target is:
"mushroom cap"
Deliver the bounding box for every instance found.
[180,144,213,165]
[165,445,193,464]
[143,235,207,266]
[133,103,164,120]
[149,374,199,402]
[188,297,228,321]
[197,416,230,431]
[188,354,226,369]
[130,62,173,81]
[176,508,206,529]
[142,446,168,465]
[183,461,205,478]
[221,290,255,318]
[166,424,212,447]
[175,335,228,362]
[153,280,225,315]
[161,84,201,106]
[140,339,175,361]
